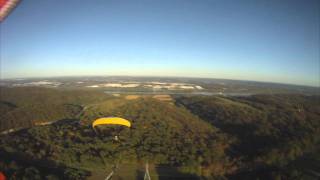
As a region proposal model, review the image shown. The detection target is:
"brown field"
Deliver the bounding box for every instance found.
[125,95,141,100]
[152,95,173,102]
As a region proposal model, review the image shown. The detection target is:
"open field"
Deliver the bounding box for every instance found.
[125,95,141,100]
[152,95,173,102]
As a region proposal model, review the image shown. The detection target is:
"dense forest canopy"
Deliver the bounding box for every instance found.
[0,87,319,179]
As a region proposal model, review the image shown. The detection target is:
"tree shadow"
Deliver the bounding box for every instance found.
[51,118,80,126]
[135,168,145,179]
[0,149,90,179]
[155,165,200,180]
[218,123,278,157]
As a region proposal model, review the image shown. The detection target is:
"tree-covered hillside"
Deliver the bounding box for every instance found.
[176,94,320,179]
[0,87,319,179]
[0,87,111,131]
[0,87,232,179]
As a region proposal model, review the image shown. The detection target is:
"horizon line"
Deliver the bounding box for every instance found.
[1,74,319,88]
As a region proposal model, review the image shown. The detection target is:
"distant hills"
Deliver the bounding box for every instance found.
[1,76,319,95]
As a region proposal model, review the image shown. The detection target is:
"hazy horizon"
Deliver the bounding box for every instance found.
[1,0,319,87]
[2,74,320,88]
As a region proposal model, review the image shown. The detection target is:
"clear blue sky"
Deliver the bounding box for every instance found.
[1,0,319,86]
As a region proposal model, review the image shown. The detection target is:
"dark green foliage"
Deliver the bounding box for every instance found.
[0,87,111,131]
[1,87,319,179]
[0,152,90,180]
[176,94,320,179]
[0,97,233,178]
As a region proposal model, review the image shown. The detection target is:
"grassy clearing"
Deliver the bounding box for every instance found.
[153,95,173,102]
[125,95,141,100]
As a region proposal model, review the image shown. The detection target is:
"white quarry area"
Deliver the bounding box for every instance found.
[180,85,195,89]
[13,81,61,87]
[195,85,204,90]
[150,81,168,85]
[103,83,140,88]
[145,82,200,90]
[86,82,204,90]
[87,83,140,88]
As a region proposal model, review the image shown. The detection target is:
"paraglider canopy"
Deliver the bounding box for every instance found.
[0,171,6,180]
[92,117,131,128]
[0,0,20,22]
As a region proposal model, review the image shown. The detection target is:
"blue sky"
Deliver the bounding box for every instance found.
[1,0,319,86]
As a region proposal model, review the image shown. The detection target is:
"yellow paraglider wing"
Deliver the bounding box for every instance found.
[92,117,131,128]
